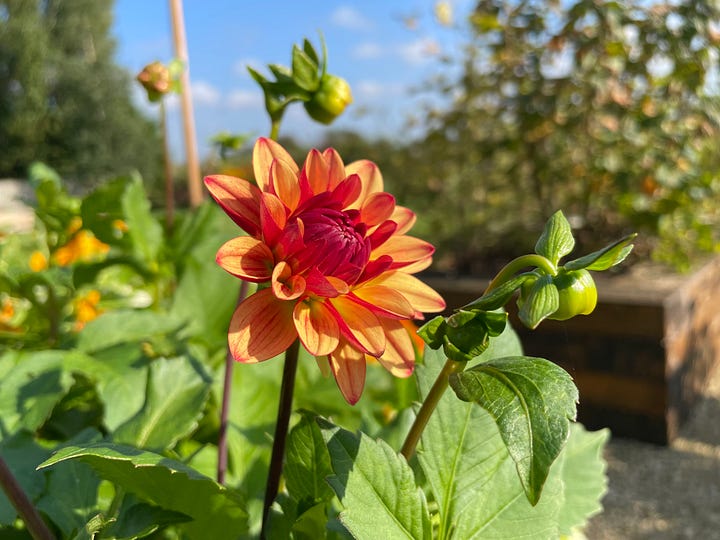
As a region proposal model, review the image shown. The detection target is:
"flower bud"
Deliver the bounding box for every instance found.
[548,269,597,321]
[136,61,171,102]
[303,74,353,124]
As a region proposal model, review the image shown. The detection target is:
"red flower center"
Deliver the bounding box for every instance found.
[294,207,370,283]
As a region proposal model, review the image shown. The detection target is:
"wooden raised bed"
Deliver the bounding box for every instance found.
[422,256,720,444]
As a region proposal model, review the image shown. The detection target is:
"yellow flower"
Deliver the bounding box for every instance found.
[29,251,48,272]
[53,230,109,266]
[73,289,103,331]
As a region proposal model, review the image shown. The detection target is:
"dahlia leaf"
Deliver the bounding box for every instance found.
[319,418,431,540]
[535,210,575,266]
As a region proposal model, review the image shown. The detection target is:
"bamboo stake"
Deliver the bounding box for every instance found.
[169,0,203,207]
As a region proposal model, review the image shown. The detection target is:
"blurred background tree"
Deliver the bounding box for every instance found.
[0,0,161,184]
[390,0,720,273]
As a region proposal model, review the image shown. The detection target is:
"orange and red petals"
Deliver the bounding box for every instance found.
[272,261,306,300]
[332,174,363,208]
[369,271,447,314]
[228,289,297,363]
[368,220,398,250]
[305,268,347,298]
[329,341,367,405]
[269,158,301,212]
[373,236,435,271]
[360,192,396,227]
[253,137,298,191]
[390,206,417,235]
[273,220,305,262]
[301,149,336,195]
[260,192,287,246]
[204,175,262,237]
[216,236,274,282]
[397,256,433,275]
[322,148,346,191]
[293,299,340,356]
[351,285,416,318]
[376,318,416,378]
[345,160,384,208]
[329,296,385,357]
[356,255,393,284]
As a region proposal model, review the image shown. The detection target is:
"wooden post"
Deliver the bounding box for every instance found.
[169,0,203,207]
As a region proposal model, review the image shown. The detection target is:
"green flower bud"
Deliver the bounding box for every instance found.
[548,269,597,321]
[303,74,353,124]
[136,61,171,103]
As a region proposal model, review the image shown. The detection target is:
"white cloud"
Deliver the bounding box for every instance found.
[353,42,384,60]
[192,80,221,105]
[355,80,406,99]
[330,6,373,31]
[227,89,263,109]
[398,38,441,65]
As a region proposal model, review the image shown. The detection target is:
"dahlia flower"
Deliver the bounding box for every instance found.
[206,138,445,404]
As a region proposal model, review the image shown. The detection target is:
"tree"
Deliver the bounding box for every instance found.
[0,0,162,184]
[399,0,720,272]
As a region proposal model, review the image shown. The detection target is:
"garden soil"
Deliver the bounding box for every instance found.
[586,363,720,539]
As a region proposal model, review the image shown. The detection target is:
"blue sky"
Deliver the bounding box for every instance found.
[112,1,473,159]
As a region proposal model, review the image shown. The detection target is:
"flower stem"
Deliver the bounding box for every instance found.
[160,100,175,233]
[261,339,300,538]
[217,280,250,485]
[484,253,557,294]
[400,358,466,460]
[269,119,280,141]
[0,455,55,540]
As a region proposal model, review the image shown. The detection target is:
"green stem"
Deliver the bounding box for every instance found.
[400,358,466,460]
[269,119,281,141]
[0,455,55,540]
[484,254,557,294]
[260,340,300,538]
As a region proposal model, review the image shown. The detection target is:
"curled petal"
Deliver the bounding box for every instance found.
[368,271,446,314]
[344,160,383,208]
[253,137,298,191]
[272,261,306,300]
[260,192,287,246]
[301,149,332,195]
[391,206,417,235]
[229,289,297,363]
[305,268,348,298]
[204,175,262,237]
[351,285,415,318]
[216,236,274,282]
[361,192,396,227]
[376,318,415,378]
[329,340,367,405]
[322,148,346,191]
[293,299,340,356]
[368,220,397,250]
[270,158,301,212]
[372,235,435,270]
[332,174,363,208]
[329,296,385,356]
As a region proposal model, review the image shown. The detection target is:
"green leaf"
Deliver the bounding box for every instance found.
[0,432,50,525]
[442,310,508,362]
[303,38,320,66]
[0,350,76,434]
[318,418,431,540]
[103,498,191,539]
[285,412,335,509]
[37,443,248,539]
[564,233,637,271]
[517,274,559,329]
[80,176,132,248]
[121,175,163,268]
[292,44,320,91]
[76,310,184,353]
[416,348,563,539]
[113,356,211,451]
[416,315,446,349]
[556,424,609,535]
[535,210,575,266]
[461,273,535,311]
[70,513,110,540]
[36,429,103,537]
[449,356,578,505]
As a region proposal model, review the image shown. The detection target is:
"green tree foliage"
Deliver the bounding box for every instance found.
[0,0,161,183]
[395,0,720,272]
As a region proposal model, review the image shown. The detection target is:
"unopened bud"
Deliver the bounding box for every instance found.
[303,74,353,125]
[136,61,171,102]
